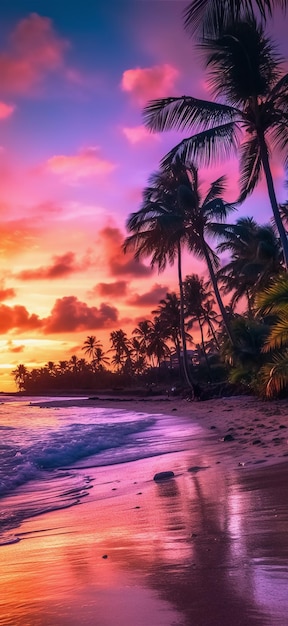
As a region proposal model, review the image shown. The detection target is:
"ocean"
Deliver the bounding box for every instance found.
[0,395,202,546]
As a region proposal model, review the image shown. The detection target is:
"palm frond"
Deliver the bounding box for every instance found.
[160,123,241,169]
[143,96,239,134]
[256,274,288,314]
[262,313,288,351]
[202,176,227,205]
[259,351,288,398]
[238,137,262,202]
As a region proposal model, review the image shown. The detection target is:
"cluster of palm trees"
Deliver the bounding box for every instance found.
[11,0,288,398]
[123,0,288,398]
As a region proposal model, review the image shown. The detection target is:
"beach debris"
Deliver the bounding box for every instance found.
[222,434,235,442]
[102,554,108,559]
[153,471,175,481]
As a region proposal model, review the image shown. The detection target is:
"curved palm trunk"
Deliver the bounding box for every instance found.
[205,316,220,350]
[177,242,195,388]
[259,135,288,270]
[199,318,213,382]
[201,238,235,346]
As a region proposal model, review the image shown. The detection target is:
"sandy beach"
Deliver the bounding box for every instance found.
[1,394,288,625]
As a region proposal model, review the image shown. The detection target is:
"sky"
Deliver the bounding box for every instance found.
[0,0,287,392]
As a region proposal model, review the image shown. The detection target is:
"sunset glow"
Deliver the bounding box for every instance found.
[0,1,287,391]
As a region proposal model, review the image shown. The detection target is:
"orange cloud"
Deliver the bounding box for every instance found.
[0,13,69,94]
[0,304,41,333]
[46,147,116,182]
[98,226,152,277]
[121,64,179,104]
[126,283,168,307]
[90,281,129,298]
[122,125,159,144]
[15,251,93,280]
[43,296,119,333]
[6,340,25,354]
[0,285,16,301]
[0,102,15,119]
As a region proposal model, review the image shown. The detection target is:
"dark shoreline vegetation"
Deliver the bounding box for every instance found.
[11,1,288,401]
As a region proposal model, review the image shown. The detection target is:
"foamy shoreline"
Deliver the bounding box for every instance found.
[35,393,288,471]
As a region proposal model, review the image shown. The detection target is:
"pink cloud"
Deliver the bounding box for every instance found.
[46,147,116,182]
[98,226,152,277]
[122,125,159,144]
[121,64,179,104]
[0,102,15,119]
[126,283,169,307]
[15,251,93,280]
[0,13,69,94]
[89,280,129,298]
[43,296,119,333]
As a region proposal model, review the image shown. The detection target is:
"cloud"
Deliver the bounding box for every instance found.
[0,102,15,119]
[0,285,16,301]
[45,147,116,183]
[122,125,159,144]
[126,283,168,307]
[98,226,152,277]
[121,64,179,104]
[89,280,129,299]
[0,13,69,94]
[43,296,119,333]
[15,251,93,280]
[0,304,41,333]
[6,340,25,354]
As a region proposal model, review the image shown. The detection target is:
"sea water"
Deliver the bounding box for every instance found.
[0,395,202,545]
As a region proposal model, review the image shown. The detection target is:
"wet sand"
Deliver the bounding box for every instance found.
[1,395,288,625]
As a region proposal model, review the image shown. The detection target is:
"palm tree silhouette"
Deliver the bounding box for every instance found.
[143,18,288,267]
[183,0,288,37]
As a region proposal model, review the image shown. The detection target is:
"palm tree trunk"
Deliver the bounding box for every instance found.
[177,242,195,388]
[259,134,288,269]
[199,319,213,382]
[201,238,235,345]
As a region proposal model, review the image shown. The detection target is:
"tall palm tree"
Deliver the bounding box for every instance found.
[91,347,110,372]
[183,0,288,37]
[143,18,288,267]
[110,329,133,373]
[12,363,29,391]
[125,160,235,357]
[216,216,283,314]
[82,335,102,360]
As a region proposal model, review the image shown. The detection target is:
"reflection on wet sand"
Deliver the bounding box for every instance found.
[1,454,288,625]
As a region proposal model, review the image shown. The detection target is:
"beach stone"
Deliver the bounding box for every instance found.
[102,554,108,559]
[153,471,175,482]
[188,465,209,473]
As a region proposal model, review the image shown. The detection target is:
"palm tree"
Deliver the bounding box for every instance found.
[82,335,102,360]
[256,274,288,396]
[152,292,194,374]
[216,216,283,314]
[124,161,198,386]
[110,329,133,373]
[143,18,288,267]
[125,160,235,359]
[91,347,110,371]
[12,363,29,391]
[145,317,171,368]
[183,0,288,37]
